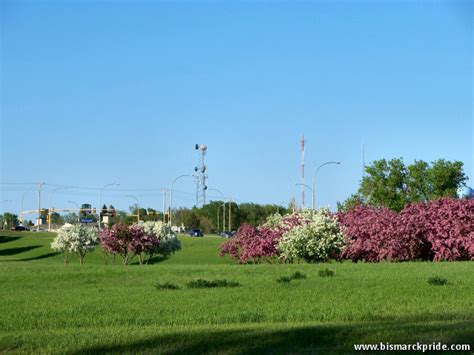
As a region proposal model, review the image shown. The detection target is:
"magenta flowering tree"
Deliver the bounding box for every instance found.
[128,225,160,265]
[99,223,160,265]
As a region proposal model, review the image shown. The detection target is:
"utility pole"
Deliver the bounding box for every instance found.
[161,188,168,223]
[37,182,44,232]
[228,197,232,231]
[170,174,194,227]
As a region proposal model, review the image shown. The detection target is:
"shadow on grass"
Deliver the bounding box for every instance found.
[71,318,474,354]
[0,245,41,256]
[147,255,169,264]
[0,236,21,244]
[129,255,169,265]
[16,252,60,261]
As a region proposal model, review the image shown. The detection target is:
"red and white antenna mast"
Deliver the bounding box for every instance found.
[300,135,306,209]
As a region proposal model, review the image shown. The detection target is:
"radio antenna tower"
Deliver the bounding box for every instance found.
[194,144,208,207]
[300,135,306,209]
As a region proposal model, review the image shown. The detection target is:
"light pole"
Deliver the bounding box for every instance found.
[37,182,45,232]
[68,201,80,224]
[312,161,341,209]
[49,187,68,232]
[126,195,140,223]
[20,189,33,225]
[216,203,227,233]
[208,188,226,232]
[170,174,194,227]
[99,183,119,229]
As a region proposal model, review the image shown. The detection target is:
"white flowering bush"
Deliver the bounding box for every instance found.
[263,212,283,229]
[278,209,346,263]
[142,221,181,257]
[51,224,98,265]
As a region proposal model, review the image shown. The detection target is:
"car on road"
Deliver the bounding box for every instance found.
[11,226,29,231]
[219,231,235,238]
[188,229,204,237]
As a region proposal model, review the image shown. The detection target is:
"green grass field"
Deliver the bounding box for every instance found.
[0,231,473,354]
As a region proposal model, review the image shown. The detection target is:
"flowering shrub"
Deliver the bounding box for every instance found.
[219,224,281,263]
[220,209,343,263]
[220,211,308,263]
[337,205,420,262]
[222,198,473,264]
[99,223,160,265]
[278,209,346,263]
[51,224,98,265]
[262,212,283,229]
[128,225,160,265]
[142,221,181,257]
[400,198,474,261]
[338,198,474,262]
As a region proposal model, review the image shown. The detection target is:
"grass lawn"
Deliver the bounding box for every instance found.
[0,231,473,354]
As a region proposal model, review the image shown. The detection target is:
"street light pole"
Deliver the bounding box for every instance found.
[49,187,68,232]
[99,183,119,229]
[312,161,341,209]
[126,195,140,223]
[207,188,226,232]
[20,189,33,225]
[37,182,44,232]
[216,203,226,233]
[170,174,194,227]
[68,201,80,224]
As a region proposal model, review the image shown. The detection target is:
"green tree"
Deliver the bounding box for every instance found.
[337,194,365,212]
[345,158,468,212]
[429,159,466,198]
[50,212,63,225]
[63,213,79,224]
[2,213,18,229]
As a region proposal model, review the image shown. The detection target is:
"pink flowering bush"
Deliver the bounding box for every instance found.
[220,211,340,263]
[338,198,474,262]
[337,206,427,262]
[220,213,306,263]
[99,223,160,265]
[219,224,281,264]
[400,198,474,261]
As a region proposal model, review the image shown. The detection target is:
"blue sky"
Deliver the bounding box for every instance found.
[1,0,472,215]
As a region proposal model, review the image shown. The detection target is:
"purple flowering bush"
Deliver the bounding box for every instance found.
[99,223,160,265]
[220,211,323,264]
[338,198,474,262]
[221,198,473,264]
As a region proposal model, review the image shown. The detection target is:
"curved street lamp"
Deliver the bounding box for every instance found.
[20,189,33,224]
[99,183,119,229]
[49,186,68,231]
[170,174,194,227]
[68,200,80,224]
[312,161,341,209]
